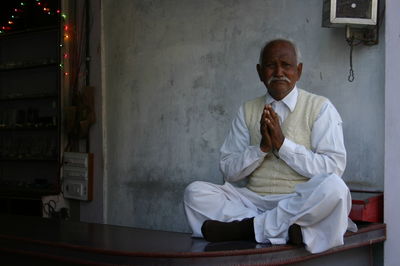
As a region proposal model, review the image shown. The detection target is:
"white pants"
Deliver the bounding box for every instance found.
[183,174,357,253]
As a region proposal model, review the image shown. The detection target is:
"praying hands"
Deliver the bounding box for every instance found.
[260,104,284,153]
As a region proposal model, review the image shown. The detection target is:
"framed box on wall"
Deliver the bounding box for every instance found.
[322,0,378,28]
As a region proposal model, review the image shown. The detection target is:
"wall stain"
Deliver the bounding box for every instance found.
[193,76,207,89]
[200,138,216,154]
[200,52,225,68]
[208,103,226,116]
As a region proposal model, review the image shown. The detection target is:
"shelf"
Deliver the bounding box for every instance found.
[0,1,61,199]
[0,94,57,101]
[0,26,59,39]
[0,158,58,162]
[0,186,59,198]
[0,60,59,72]
[0,126,57,131]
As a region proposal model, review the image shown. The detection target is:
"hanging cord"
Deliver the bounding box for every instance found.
[344,2,384,83]
[347,36,355,82]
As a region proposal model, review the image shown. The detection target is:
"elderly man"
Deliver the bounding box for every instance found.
[183,39,357,254]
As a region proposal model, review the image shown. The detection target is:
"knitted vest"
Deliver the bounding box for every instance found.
[244,89,327,195]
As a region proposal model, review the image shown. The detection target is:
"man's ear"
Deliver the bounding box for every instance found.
[296,63,303,80]
[256,64,263,81]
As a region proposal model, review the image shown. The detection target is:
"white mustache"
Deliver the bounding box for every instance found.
[267,76,291,85]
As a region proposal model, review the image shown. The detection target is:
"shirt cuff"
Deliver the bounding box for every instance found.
[278,138,297,158]
[255,146,268,158]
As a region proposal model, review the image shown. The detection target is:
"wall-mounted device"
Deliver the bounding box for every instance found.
[62,152,93,201]
[323,0,378,28]
[322,0,379,44]
[322,0,382,82]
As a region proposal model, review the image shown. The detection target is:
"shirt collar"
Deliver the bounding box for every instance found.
[265,86,298,112]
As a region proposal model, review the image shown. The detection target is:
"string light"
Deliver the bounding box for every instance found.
[0,1,60,34]
[0,1,71,83]
[64,22,70,41]
[61,6,70,80]
[0,1,71,82]
[0,2,73,95]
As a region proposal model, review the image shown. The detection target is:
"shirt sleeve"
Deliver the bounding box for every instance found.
[219,105,268,182]
[278,101,347,178]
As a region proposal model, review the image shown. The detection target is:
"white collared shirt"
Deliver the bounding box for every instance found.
[219,86,347,182]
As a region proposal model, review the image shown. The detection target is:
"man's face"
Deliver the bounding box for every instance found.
[257,41,302,101]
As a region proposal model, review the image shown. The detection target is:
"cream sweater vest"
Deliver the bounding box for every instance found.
[244,89,327,195]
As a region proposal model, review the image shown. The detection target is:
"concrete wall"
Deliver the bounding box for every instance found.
[81,0,105,223]
[384,0,400,265]
[101,0,384,232]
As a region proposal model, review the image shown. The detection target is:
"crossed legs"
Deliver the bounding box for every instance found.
[183,174,355,253]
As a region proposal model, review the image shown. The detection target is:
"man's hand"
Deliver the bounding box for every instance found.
[260,105,273,152]
[263,105,285,151]
[260,105,273,153]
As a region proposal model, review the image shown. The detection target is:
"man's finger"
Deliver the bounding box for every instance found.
[266,118,275,130]
[271,110,280,123]
[266,105,279,122]
[260,106,268,122]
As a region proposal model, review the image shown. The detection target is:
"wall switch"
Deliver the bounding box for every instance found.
[62,152,93,201]
[64,181,84,198]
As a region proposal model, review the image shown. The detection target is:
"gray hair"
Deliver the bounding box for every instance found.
[258,38,302,65]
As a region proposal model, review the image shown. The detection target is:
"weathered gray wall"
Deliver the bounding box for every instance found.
[102,0,384,232]
[384,0,400,264]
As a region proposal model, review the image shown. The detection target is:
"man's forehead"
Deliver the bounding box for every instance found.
[265,41,295,54]
[266,40,294,50]
[263,47,297,62]
[265,51,295,60]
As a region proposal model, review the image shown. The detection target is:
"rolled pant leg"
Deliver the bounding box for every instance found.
[184,181,259,237]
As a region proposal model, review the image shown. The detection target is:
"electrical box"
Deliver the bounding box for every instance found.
[322,0,378,28]
[62,152,93,201]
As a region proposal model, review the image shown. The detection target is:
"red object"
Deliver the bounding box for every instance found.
[349,191,383,223]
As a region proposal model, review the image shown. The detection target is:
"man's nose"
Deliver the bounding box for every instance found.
[274,65,284,76]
